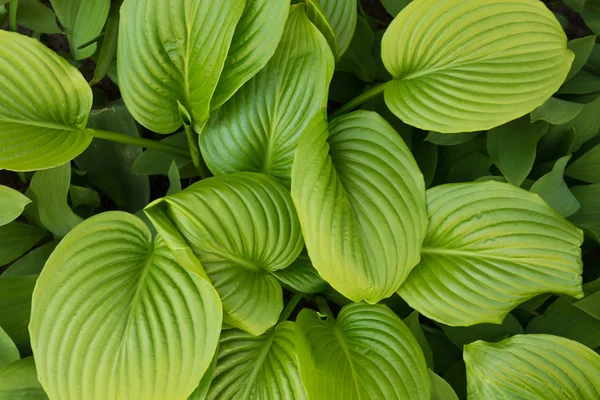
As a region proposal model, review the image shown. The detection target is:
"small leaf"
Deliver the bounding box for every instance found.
[530,97,584,125]
[0,325,19,371]
[292,111,427,303]
[146,173,303,336]
[425,131,479,146]
[569,184,600,243]
[167,161,182,195]
[567,143,600,183]
[296,303,431,399]
[201,4,334,185]
[1,241,58,279]
[566,35,596,80]
[337,15,376,82]
[49,0,110,59]
[558,69,600,94]
[0,185,30,226]
[429,370,459,400]
[0,275,37,346]
[381,0,573,132]
[530,155,580,217]
[398,181,584,326]
[69,185,101,210]
[90,0,120,86]
[0,222,45,267]
[16,0,60,34]
[30,212,222,400]
[118,0,245,133]
[207,322,306,399]
[0,31,92,171]
[487,117,548,187]
[381,0,411,16]
[272,251,328,294]
[465,334,600,399]
[447,152,492,183]
[404,311,434,369]
[0,357,46,399]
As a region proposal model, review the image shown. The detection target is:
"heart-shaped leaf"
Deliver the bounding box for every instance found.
[0,31,93,171]
[398,181,584,326]
[381,0,573,132]
[118,0,245,133]
[200,4,334,185]
[146,172,303,335]
[296,302,430,399]
[465,334,600,399]
[292,110,427,303]
[208,322,306,399]
[30,212,222,400]
[0,185,30,227]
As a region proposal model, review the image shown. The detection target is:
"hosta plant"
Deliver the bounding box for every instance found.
[0,0,599,399]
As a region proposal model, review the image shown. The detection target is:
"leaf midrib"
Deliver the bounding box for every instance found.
[421,246,540,263]
[0,117,78,131]
[333,326,364,399]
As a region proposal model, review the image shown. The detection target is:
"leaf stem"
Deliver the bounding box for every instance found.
[278,292,304,323]
[316,297,335,321]
[89,129,191,158]
[330,81,390,119]
[183,123,210,179]
[9,0,18,31]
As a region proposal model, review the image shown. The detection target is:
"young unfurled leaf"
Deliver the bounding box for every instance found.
[0,31,93,171]
[207,322,306,399]
[566,143,600,183]
[30,212,222,400]
[0,185,30,227]
[530,155,580,217]
[292,111,427,303]
[569,184,600,243]
[381,0,573,132]
[398,181,584,326]
[146,173,303,336]
[201,5,334,185]
[296,303,431,399]
[465,334,600,399]
[118,0,245,133]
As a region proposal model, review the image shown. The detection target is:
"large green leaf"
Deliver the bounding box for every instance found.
[200,5,334,185]
[292,110,427,303]
[207,322,305,399]
[296,302,430,399]
[0,223,45,266]
[0,326,19,371]
[146,173,303,336]
[210,0,289,110]
[49,0,110,59]
[381,0,573,133]
[0,185,30,227]
[30,212,222,400]
[0,31,92,171]
[398,181,584,326]
[0,275,37,346]
[118,0,245,133]
[569,184,600,243]
[465,334,600,399]
[566,143,600,183]
[0,357,46,400]
[309,0,357,57]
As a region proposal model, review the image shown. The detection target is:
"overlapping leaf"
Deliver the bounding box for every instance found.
[398,181,584,326]
[0,185,30,227]
[30,212,222,400]
[381,0,574,132]
[307,0,356,57]
[292,110,427,303]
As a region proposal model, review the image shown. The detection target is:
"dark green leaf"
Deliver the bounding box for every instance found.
[569,184,600,243]
[438,314,523,348]
[337,15,375,82]
[0,275,36,346]
[404,311,434,369]
[69,185,100,210]
[1,241,57,279]
[567,143,600,183]
[0,223,45,266]
[16,0,60,33]
[567,35,597,81]
[0,326,19,371]
[130,132,193,177]
[166,161,181,196]
[530,97,584,125]
[0,357,46,399]
[447,152,492,183]
[381,0,411,17]
[425,131,479,146]
[272,251,328,294]
[530,155,580,217]
[90,0,120,86]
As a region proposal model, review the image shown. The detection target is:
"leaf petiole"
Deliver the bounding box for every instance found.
[89,129,191,159]
[278,292,304,323]
[330,81,390,119]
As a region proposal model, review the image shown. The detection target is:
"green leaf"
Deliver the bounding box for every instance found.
[487,117,548,187]
[567,35,596,81]
[292,111,427,303]
[0,357,46,400]
[146,173,303,336]
[425,131,479,146]
[404,311,434,369]
[0,31,92,171]
[167,161,182,195]
[1,241,57,279]
[447,152,492,183]
[0,275,37,346]
[0,185,30,226]
[131,132,194,177]
[272,251,328,294]
[582,1,600,34]
[29,164,82,238]
[530,155,580,217]
[530,97,584,125]
[210,0,289,110]
[49,0,110,59]
[569,184,600,243]
[439,314,523,347]
[398,181,584,326]
[465,334,600,399]
[558,69,600,95]
[89,0,120,86]
[567,143,600,183]
[16,0,60,34]
[69,185,100,210]
[429,370,459,400]
[118,0,245,133]
[30,212,222,400]
[0,223,45,266]
[305,0,339,59]
[310,0,356,57]
[412,139,437,188]
[296,302,431,399]
[381,0,573,133]
[0,325,19,371]
[207,322,306,399]
[201,5,334,185]
[337,15,376,82]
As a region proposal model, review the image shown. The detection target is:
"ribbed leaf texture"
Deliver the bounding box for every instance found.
[0,31,92,171]
[145,173,303,336]
[309,0,357,56]
[200,4,334,185]
[210,0,290,110]
[272,252,328,294]
[465,334,600,399]
[291,110,427,303]
[296,303,430,400]
[381,0,574,133]
[208,322,306,399]
[118,0,245,133]
[398,181,584,326]
[29,212,222,400]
